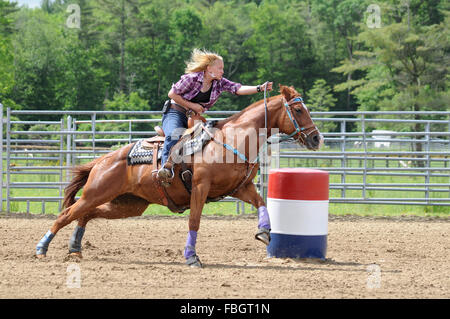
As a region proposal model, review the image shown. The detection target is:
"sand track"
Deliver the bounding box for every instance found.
[0,214,448,298]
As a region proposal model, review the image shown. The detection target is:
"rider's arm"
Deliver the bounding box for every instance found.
[236,82,273,95]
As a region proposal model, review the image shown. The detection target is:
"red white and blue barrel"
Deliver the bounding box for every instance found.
[267,168,329,259]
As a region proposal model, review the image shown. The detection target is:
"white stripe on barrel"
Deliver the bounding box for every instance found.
[267,168,329,259]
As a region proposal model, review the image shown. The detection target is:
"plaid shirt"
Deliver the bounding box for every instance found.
[171,71,242,110]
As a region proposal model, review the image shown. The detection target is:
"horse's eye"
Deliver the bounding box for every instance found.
[295,108,302,114]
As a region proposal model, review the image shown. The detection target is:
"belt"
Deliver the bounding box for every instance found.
[170,103,191,116]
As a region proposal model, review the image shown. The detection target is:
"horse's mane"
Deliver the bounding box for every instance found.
[215,86,301,127]
[216,96,277,127]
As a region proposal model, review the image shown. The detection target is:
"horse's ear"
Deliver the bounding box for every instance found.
[279,85,295,101]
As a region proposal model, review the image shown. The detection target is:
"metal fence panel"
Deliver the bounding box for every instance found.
[1,106,449,215]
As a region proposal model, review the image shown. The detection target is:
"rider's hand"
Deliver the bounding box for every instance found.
[261,82,273,92]
[191,103,204,115]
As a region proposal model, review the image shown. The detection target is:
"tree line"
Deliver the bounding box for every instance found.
[0,0,448,132]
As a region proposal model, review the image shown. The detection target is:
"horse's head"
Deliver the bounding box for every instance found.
[278,85,323,150]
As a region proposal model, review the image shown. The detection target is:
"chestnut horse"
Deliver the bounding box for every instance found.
[35,85,322,267]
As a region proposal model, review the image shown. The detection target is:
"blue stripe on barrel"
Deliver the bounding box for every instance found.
[266,168,329,260]
[268,234,327,259]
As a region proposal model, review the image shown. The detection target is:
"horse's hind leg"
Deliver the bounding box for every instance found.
[36,196,117,257]
[68,195,150,257]
[36,160,128,257]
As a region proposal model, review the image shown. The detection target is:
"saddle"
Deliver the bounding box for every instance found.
[126,120,217,199]
[126,120,253,213]
[127,136,165,167]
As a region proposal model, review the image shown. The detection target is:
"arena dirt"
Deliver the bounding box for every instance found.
[0,214,448,299]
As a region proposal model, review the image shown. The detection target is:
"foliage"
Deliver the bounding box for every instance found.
[0,0,447,134]
[306,79,337,132]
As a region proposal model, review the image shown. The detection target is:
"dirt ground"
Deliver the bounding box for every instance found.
[0,214,448,299]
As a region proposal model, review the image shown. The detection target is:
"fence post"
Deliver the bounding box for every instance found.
[425,122,430,203]
[361,115,367,200]
[6,108,10,213]
[66,115,72,182]
[72,118,77,166]
[59,118,64,211]
[340,120,346,198]
[0,103,3,211]
[91,113,96,159]
[129,120,132,144]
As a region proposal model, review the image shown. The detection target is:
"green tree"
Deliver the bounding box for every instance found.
[332,14,449,162]
[198,0,257,111]
[312,0,370,112]
[0,0,18,108]
[306,79,337,132]
[11,8,72,114]
[95,0,140,94]
[247,1,317,95]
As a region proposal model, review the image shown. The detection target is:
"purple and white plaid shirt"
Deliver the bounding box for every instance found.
[171,71,242,110]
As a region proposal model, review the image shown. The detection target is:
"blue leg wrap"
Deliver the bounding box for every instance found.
[69,226,85,253]
[184,230,197,259]
[36,230,55,255]
[257,206,271,230]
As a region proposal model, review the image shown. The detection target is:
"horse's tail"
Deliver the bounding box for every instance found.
[63,158,101,209]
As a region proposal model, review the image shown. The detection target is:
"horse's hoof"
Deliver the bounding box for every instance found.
[255,227,271,246]
[69,252,83,259]
[64,252,82,262]
[186,254,203,268]
[36,254,46,259]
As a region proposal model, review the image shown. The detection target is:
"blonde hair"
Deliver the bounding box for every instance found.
[184,48,223,74]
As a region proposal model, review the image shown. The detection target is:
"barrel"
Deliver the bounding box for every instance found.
[266,168,329,259]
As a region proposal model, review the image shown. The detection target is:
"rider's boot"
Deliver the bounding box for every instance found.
[157,161,174,186]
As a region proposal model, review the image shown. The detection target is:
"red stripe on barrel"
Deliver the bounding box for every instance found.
[268,168,329,201]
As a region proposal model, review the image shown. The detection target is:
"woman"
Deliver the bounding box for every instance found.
[158,48,273,182]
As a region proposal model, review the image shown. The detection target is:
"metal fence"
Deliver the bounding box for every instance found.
[265,111,450,207]
[1,104,449,215]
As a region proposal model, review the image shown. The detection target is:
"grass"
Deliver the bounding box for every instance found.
[2,146,449,218]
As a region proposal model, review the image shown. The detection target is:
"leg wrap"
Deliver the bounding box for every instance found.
[36,230,55,255]
[69,226,85,253]
[257,206,271,230]
[184,230,197,259]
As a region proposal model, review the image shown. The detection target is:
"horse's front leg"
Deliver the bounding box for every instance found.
[233,182,271,245]
[184,175,211,268]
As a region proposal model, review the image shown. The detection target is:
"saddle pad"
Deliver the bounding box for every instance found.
[182,120,217,156]
[127,140,162,165]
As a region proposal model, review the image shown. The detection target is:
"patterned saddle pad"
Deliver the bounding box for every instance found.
[184,121,217,155]
[127,139,163,166]
[127,120,217,166]
[171,120,217,161]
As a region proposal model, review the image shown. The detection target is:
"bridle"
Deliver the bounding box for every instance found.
[280,96,319,145]
[262,84,318,146]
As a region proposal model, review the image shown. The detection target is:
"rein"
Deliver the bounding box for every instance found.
[190,88,318,201]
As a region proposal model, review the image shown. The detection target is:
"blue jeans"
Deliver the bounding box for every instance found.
[161,108,188,166]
